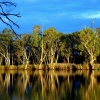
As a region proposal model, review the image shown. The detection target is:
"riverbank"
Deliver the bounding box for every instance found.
[33,63,100,70]
[0,63,100,70]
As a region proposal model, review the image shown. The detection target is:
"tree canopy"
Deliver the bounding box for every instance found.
[0,25,100,69]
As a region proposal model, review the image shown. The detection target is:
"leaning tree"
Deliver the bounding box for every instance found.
[0,1,21,34]
[78,28,100,69]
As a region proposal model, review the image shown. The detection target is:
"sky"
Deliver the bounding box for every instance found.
[0,0,100,34]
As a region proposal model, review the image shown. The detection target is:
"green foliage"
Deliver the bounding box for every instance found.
[59,34,72,62]
[43,27,62,64]
[78,28,100,65]
[43,27,59,48]
[0,28,14,65]
[0,26,100,66]
[29,25,41,47]
[28,25,42,64]
[13,34,31,65]
[0,28,14,45]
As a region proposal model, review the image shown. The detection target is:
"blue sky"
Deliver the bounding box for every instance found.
[0,0,100,34]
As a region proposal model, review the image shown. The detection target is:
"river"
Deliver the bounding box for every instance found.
[0,69,100,100]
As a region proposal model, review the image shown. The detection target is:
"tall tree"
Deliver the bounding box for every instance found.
[28,25,41,64]
[78,28,100,69]
[13,34,31,67]
[60,34,73,63]
[43,27,61,65]
[0,28,14,66]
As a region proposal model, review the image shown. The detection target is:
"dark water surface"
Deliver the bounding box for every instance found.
[0,70,100,100]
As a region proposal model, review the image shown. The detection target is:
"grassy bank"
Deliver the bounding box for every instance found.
[0,63,100,70]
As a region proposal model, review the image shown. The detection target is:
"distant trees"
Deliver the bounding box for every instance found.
[0,1,100,70]
[0,26,100,69]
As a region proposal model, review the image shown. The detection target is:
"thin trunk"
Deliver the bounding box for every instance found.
[67,57,70,63]
[22,48,31,68]
[39,47,43,69]
[51,56,54,64]
[50,48,54,64]
[39,26,44,69]
[11,51,13,65]
[90,55,96,69]
[6,51,10,66]
[39,53,47,69]
[55,52,60,63]
[0,52,10,66]
[84,44,96,69]
[0,57,2,65]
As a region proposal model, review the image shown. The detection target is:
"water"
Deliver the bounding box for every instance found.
[0,70,100,100]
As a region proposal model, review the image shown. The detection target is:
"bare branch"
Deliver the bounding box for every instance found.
[0,17,15,34]
[0,1,16,7]
[0,1,21,35]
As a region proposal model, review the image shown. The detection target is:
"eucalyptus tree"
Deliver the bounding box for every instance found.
[71,31,83,63]
[0,28,14,66]
[58,31,81,64]
[28,25,42,64]
[59,34,73,63]
[78,28,100,69]
[13,34,31,67]
[43,27,62,65]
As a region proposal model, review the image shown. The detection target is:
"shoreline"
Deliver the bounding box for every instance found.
[0,63,100,70]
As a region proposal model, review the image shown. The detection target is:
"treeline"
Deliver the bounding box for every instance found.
[0,26,100,69]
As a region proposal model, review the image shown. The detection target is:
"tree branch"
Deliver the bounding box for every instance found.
[0,1,16,7]
[0,1,21,36]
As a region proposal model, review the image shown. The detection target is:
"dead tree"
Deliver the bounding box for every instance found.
[0,1,21,35]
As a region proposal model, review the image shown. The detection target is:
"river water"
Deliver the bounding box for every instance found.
[0,70,100,100]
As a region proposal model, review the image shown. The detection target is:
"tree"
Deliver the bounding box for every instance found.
[59,32,81,64]
[60,34,73,63]
[13,34,31,68]
[28,25,42,64]
[78,28,100,69]
[0,1,20,34]
[0,28,14,66]
[43,27,61,65]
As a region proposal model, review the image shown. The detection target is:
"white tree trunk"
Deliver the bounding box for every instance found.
[90,55,96,69]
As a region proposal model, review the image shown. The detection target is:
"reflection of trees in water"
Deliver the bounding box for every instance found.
[13,70,32,99]
[38,70,59,100]
[0,70,32,100]
[0,71,5,94]
[0,70,100,100]
[85,71,100,100]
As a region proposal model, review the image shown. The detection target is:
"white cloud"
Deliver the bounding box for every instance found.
[82,13,100,19]
[74,11,100,19]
